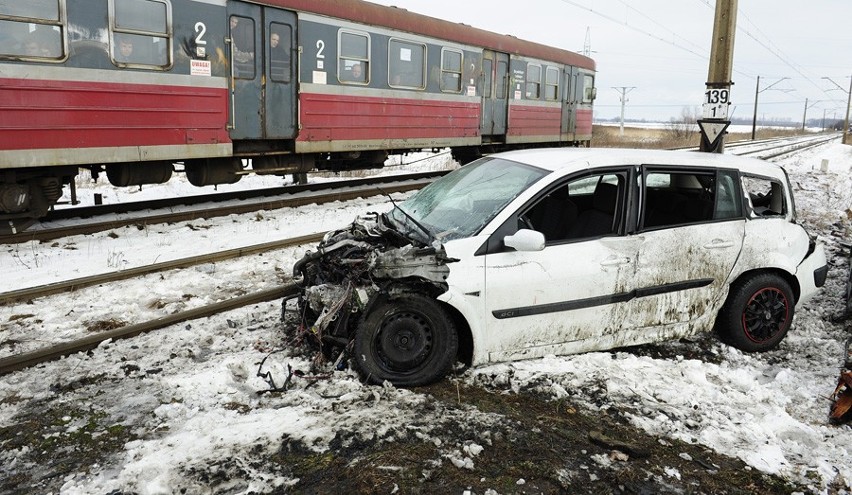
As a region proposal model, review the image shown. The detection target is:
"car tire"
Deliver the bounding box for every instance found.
[353,293,458,387]
[717,273,795,352]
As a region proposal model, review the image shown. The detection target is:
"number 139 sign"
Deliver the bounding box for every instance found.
[703,88,730,119]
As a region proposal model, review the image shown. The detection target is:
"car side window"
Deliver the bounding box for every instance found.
[715,169,743,219]
[642,170,724,229]
[521,172,624,243]
[741,175,786,218]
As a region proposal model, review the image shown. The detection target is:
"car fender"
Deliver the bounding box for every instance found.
[727,219,810,293]
[794,241,827,307]
[436,286,489,365]
[439,236,489,366]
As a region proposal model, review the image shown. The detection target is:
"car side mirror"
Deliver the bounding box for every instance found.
[504,229,545,252]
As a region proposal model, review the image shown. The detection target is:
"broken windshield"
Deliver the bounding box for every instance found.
[389,157,548,241]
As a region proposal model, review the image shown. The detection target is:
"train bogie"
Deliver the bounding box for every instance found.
[0,0,595,234]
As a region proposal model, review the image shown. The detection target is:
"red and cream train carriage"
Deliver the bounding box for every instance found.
[0,0,595,234]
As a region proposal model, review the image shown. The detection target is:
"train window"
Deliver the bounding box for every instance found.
[0,0,66,61]
[110,0,171,68]
[526,64,541,99]
[582,74,596,103]
[230,16,255,78]
[545,67,559,101]
[0,0,60,20]
[114,0,166,33]
[389,38,425,89]
[482,59,493,98]
[440,48,462,93]
[339,30,369,84]
[496,60,508,99]
[269,23,291,83]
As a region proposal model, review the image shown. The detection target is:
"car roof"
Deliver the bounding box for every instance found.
[493,147,786,178]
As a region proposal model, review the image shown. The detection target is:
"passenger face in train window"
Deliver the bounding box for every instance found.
[119,38,133,59]
[25,40,43,57]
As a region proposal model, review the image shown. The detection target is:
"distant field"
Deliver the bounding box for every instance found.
[592,123,816,149]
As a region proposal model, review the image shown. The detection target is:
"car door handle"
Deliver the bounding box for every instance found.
[703,240,735,249]
[600,256,632,267]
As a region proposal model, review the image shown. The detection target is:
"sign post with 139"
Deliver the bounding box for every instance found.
[703,87,730,119]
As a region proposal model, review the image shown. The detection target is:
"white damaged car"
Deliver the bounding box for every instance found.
[290,148,828,386]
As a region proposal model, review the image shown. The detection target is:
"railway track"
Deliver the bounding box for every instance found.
[0,229,335,373]
[0,283,300,375]
[2,171,445,244]
[0,232,324,305]
[2,134,842,377]
[732,133,840,159]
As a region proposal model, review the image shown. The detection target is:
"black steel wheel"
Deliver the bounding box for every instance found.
[354,293,458,386]
[717,273,795,352]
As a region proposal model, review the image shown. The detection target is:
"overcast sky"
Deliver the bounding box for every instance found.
[367,0,852,124]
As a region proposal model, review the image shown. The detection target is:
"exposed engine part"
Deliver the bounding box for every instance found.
[0,183,29,214]
[290,212,453,369]
[372,245,450,283]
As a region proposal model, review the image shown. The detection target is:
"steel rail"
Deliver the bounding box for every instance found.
[735,134,839,159]
[44,171,446,221]
[0,232,324,306]
[759,135,842,160]
[1,175,437,244]
[0,283,301,376]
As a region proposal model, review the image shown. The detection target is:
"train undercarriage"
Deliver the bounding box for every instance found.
[0,149,395,235]
[0,138,589,236]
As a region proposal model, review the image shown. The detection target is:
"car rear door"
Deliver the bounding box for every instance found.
[626,167,745,329]
[481,168,641,363]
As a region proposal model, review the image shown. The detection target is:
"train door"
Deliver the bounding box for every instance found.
[263,9,297,139]
[227,2,262,139]
[561,66,575,138]
[480,50,508,136]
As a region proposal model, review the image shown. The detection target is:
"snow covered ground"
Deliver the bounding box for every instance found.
[1,142,851,494]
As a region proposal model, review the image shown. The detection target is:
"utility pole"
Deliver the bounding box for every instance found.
[750,76,789,140]
[822,76,852,145]
[698,0,737,153]
[612,86,636,137]
[751,75,760,140]
[802,99,819,132]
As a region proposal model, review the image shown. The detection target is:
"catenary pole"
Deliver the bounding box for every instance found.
[612,86,636,137]
[699,0,737,153]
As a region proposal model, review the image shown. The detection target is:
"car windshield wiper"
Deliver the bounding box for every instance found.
[380,188,434,244]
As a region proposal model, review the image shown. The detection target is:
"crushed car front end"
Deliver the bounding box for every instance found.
[291,212,457,382]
